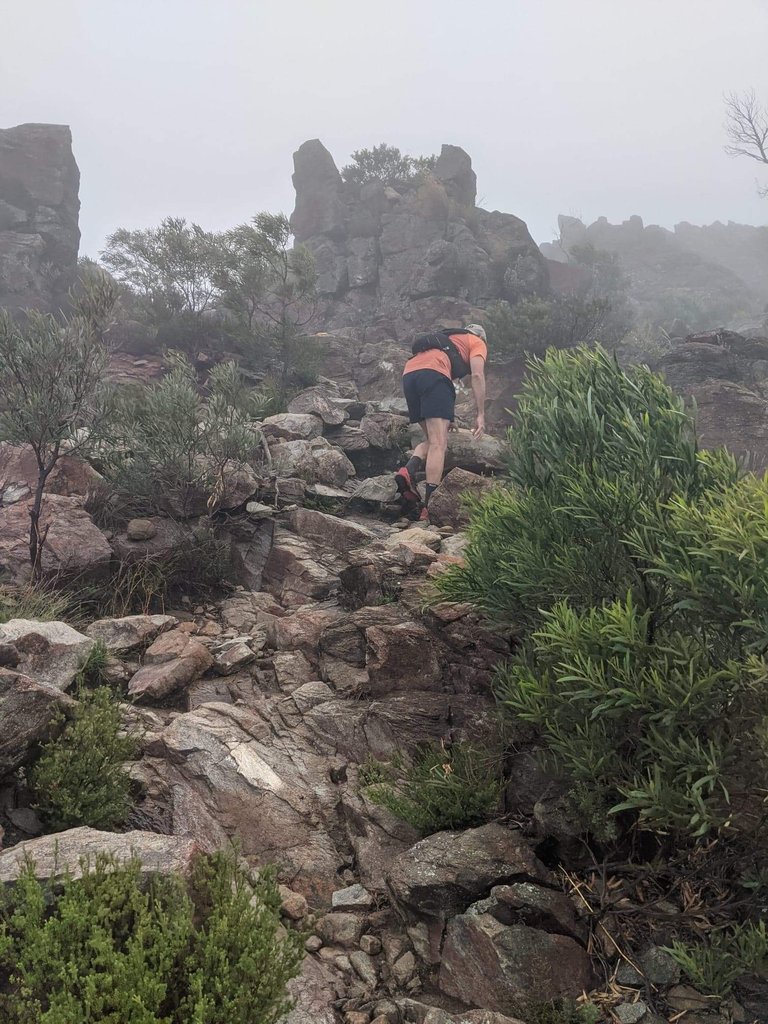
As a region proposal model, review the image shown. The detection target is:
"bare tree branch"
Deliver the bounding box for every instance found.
[724,91,768,165]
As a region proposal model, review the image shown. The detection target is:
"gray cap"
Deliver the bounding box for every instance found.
[464,323,487,341]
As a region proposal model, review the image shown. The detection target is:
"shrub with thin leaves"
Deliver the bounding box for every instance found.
[28,684,136,832]
[666,920,768,997]
[436,346,768,839]
[498,596,767,835]
[438,346,739,630]
[366,742,502,834]
[105,352,263,517]
[0,850,304,1023]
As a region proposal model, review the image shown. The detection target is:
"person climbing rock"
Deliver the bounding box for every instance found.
[395,323,487,521]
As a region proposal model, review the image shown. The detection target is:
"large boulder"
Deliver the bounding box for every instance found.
[85,614,177,655]
[285,507,378,553]
[428,467,497,529]
[0,443,102,506]
[0,827,199,885]
[0,123,80,312]
[262,530,342,608]
[0,495,112,584]
[270,437,355,487]
[0,668,75,775]
[149,701,344,901]
[0,619,93,690]
[127,629,214,701]
[438,912,593,1014]
[261,412,323,440]
[387,823,550,920]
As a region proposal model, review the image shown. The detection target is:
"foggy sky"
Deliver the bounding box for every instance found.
[2,0,768,257]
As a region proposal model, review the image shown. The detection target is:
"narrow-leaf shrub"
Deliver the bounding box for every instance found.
[666,920,768,997]
[366,743,502,834]
[28,685,136,832]
[436,346,768,839]
[105,353,263,517]
[0,851,304,1023]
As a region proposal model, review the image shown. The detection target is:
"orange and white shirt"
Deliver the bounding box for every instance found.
[403,332,488,380]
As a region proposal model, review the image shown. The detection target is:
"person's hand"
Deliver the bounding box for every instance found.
[473,414,485,440]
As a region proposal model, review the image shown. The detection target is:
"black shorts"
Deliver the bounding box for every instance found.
[402,369,456,424]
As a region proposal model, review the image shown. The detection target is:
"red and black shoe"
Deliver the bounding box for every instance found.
[394,467,420,505]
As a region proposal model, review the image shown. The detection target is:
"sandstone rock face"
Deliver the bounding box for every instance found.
[0,123,80,312]
[544,213,762,325]
[658,332,768,472]
[0,827,199,885]
[0,494,112,584]
[0,619,93,691]
[0,443,102,506]
[0,668,75,775]
[290,140,548,336]
[270,436,355,487]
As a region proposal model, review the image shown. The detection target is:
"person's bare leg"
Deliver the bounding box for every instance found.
[411,420,430,463]
[424,417,449,492]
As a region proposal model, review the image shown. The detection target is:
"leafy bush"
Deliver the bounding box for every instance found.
[0,850,304,1023]
[341,143,437,187]
[28,684,136,832]
[666,920,768,996]
[100,216,225,325]
[438,346,738,629]
[486,295,613,359]
[498,597,765,835]
[436,346,768,839]
[366,742,502,833]
[106,353,263,517]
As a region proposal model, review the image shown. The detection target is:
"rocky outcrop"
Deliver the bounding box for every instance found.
[0,123,80,312]
[543,214,762,328]
[0,493,112,585]
[657,331,768,472]
[0,668,75,775]
[0,619,93,691]
[290,140,548,336]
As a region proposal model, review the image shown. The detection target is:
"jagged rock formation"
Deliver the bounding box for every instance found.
[542,214,766,327]
[291,140,549,337]
[0,123,80,312]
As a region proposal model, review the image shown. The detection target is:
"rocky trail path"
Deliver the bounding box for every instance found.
[0,372,599,1023]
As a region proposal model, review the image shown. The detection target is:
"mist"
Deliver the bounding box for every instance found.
[2,0,767,255]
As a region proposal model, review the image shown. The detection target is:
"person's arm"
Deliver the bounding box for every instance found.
[470,355,486,439]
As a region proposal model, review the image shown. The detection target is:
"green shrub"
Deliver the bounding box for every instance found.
[28,685,136,832]
[436,346,768,839]
[666,920,768,996]
[527,998,603,1024]
[341,143,437,187]
[0,850,304,1023]
[437,346,739,630]
[366,742,502,834]
[498,597,766,835]
[105,353,263,518]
